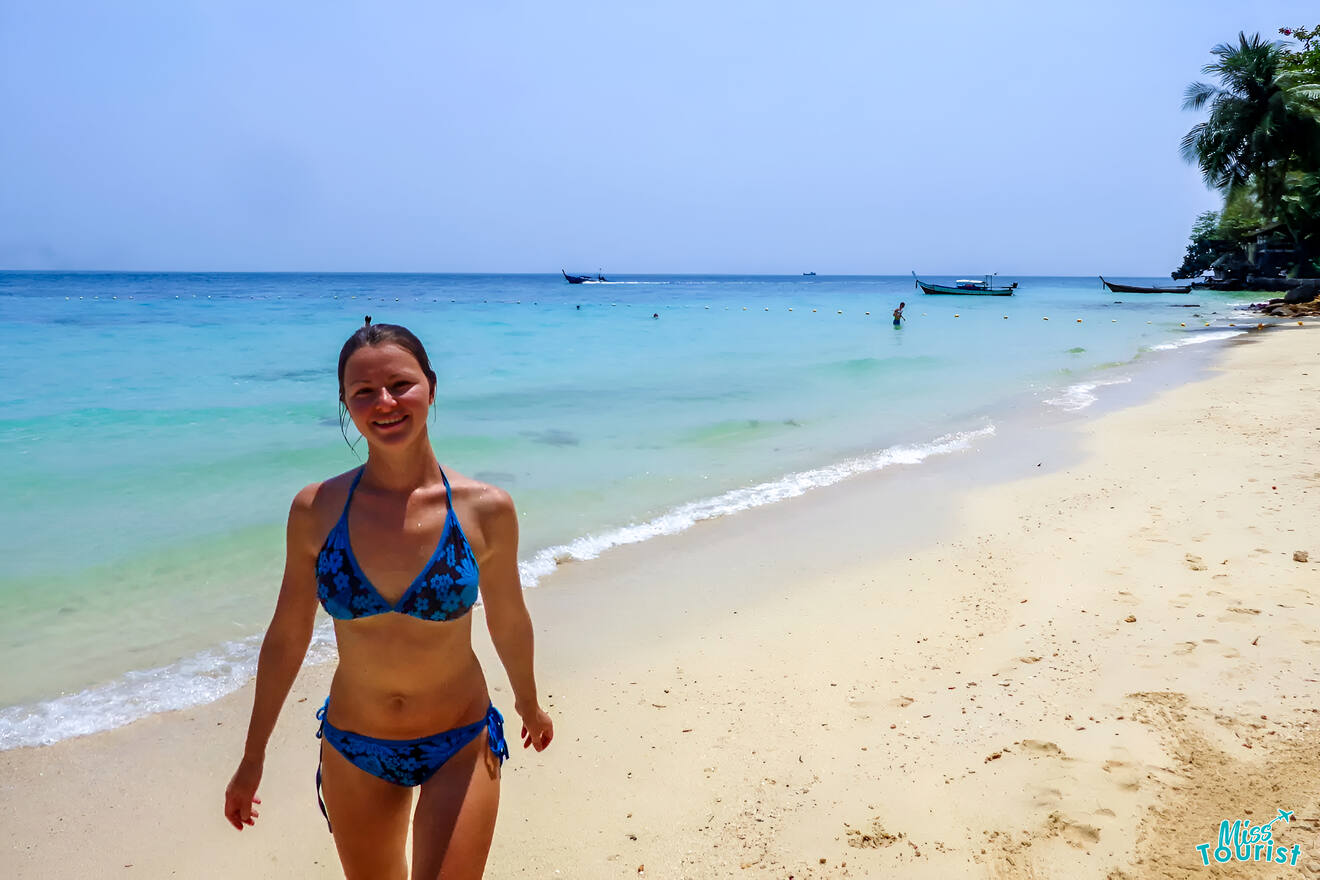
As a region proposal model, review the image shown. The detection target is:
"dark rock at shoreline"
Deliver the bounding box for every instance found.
[1247,295,1320,318]
[1283,280,1320,305]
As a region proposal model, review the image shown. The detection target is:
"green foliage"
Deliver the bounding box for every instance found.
[1219,188,1266,238]
[1181,32,1320,218]
[1278,27,1320,128]
[1172,211,1228,279]
[1170,199,1266,278]
[1279,26,1320,79]
[1278,171,1320,253]
[1177,29,1320,277]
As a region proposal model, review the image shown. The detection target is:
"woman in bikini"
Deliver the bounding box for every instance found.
[224,318,553,879]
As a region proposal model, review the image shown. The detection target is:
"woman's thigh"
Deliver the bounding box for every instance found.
[319,740,414,880]
[410,732,502,880]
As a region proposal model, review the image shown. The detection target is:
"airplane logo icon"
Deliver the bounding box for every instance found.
[1261,808,1294,832]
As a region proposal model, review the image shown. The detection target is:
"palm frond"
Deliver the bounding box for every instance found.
[1180,124,1205,164]
[1183,30,1308,216]
[1183,81,1219,111]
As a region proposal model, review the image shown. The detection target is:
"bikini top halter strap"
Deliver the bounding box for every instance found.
[341,465,454,518]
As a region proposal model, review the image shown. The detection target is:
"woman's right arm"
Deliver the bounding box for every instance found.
[224,484,323,831]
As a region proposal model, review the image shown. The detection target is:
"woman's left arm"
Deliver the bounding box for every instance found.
[477,486,554,752]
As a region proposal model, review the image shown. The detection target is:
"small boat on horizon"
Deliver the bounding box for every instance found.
[1099,276,1192,294]
[912,272,1017,296]
[562,269,608,284]
[802,271,817,276]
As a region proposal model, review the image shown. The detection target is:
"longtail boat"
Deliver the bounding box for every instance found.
[1099,276,1191,294]
[912,272,1017,296]
[562,269,608,284]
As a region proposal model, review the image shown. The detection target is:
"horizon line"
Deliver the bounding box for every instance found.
[0,269,1178,278]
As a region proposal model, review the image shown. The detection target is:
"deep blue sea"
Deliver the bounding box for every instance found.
[0,272,1266,747]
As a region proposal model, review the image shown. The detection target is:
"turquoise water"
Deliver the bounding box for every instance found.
[0,272,1265,746]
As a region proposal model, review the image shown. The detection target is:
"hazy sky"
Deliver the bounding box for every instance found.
[0,1,1312,275]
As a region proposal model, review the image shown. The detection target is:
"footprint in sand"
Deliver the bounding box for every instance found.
[1032,784,1064,807]
[1185,553,1207,571]
[890,695,915,708]
[1172,642,1197,655]
[1116,777,1141,792]
[1019,739,1064,756]
[1102,760,1142,792]
[1046,812,1101,849]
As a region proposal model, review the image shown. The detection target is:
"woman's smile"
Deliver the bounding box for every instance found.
[343,342,435,443]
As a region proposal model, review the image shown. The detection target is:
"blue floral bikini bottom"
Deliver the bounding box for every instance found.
[314,698,510,832]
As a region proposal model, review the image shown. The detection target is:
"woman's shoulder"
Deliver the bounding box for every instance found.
[286,469,362,538]
[442,467,516,524]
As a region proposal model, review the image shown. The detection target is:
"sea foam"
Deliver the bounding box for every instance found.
[518,426,995,586]
[1149,329,1246,351]
[1044,376,1133,412]
[0,627,339,750]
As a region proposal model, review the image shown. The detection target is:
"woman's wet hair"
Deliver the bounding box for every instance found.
[336,316,438,451]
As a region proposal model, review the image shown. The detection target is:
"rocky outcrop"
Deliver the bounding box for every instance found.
[1248,298,1320,318]
[1283,280,1320,304]
[1244,279,1320,318]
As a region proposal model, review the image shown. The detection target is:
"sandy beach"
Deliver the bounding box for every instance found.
[2,324,1318,879]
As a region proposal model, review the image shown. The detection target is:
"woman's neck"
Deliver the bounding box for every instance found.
[362,439,442,493]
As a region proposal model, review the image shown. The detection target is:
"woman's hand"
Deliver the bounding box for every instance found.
[518,705,554,752]
[224,756,264,830]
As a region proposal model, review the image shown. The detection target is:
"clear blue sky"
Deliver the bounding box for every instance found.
[0,1,1312,275]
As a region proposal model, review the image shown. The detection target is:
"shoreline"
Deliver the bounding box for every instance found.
[0,269,1271,723]
[2,325,1318,879]
[0,318,1248,744]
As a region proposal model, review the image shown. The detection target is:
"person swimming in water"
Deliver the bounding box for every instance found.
[892,302,906,327]
[224,317,553,879]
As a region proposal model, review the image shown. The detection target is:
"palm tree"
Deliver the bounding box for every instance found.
[1181,32,1320,224]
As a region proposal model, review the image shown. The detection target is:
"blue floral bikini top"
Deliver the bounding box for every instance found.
[316,467,480,621]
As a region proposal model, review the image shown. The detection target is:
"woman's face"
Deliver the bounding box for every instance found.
[342,343,434,447]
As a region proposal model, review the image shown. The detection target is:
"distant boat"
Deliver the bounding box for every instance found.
[912,272,1017,296]
[1099,276,1192,294]
[802,271,817,276]
[562,269,608,284]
